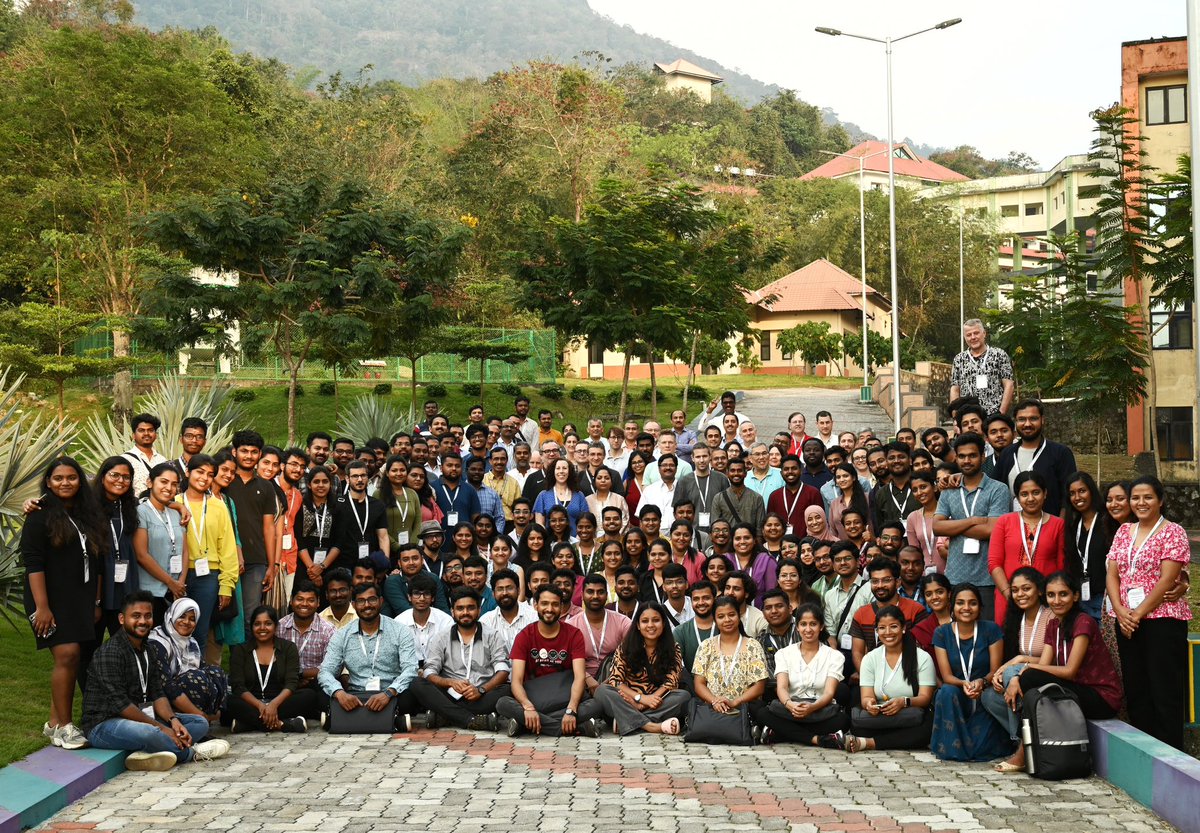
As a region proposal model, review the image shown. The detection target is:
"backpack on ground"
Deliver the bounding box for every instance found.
[1021,683,1092,780]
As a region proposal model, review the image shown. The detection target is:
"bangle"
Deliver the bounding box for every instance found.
[904,697,910,708]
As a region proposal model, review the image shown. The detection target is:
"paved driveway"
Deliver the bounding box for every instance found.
[736,387,893,440]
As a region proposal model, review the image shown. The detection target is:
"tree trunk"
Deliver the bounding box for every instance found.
[111,328,134,425]
[287,365,300,447]
[647,340,658,422]
[1096,418,1102,482]
[56,380,66,429]
[618,344,632,424]
[682,331,699,415]
[333,364,340,424]
[409,357,419,415]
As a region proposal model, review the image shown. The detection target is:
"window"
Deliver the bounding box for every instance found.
[1156,406,1193,462]
[1151,301,1193,349]
[1025,202,1043,216]
[1147,85,1187,126]
[1086,272,1098,293]
[760,333,772,362]
[1001,204,1019,217]
[1077,185,1101,200]
[587,340,604,365]
[781,342,793,361]
[971,207,987,218]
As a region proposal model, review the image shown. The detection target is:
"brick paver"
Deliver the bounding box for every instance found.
[38,726,1175,833]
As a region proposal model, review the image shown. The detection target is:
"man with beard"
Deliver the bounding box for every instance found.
[711,459,766,536]
[849,557,927,676]
[921,427,953,465]
[799,438,832,490]
[876,521,907,561]
[866,447,889,489]
[274,448,308,598]
[767,455,823,535]
[383,544,450,617]
[414,586,512,730]
[992,398,1077,516]
[673,445,729,535]
[605,565,642,621]
[757,589,800,678]
[435,454,481,533]
[480,569,538,654]
[983,413,1015,480]
[328,461,389,576]
[496,586,604,737]
[226,430,277,625]
[639,454,681,523]
[567,574,631,695]
[465,457,505,535]
[278,581,335,711]
[519,440,562,501]
[822,542,870,669]
[331,438,357,481]
[724,571,766,638]
[672,581,716,670]
[897,546,929,611]
[598,506,624,545]
[82,592,229,771]
[871,442,919,535]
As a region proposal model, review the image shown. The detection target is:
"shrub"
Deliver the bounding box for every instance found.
[318,381,337,396]
[461,383,481,396]
[425,382,447,398]
[639,386,661,402]
[373,383,393,396]
[291,384,304,397]
[498,382,523,397]
[603,389,623,406]
[538,384,564,401]
[569,387,595,402]
[230,388,257,403]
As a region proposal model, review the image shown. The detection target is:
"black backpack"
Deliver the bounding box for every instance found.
[1021,683,1093,780]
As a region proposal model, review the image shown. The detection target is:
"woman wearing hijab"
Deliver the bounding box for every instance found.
[803,505,838,543]
[147,598,230,720]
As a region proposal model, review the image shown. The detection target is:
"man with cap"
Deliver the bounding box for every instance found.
[383,542,451,616]
[417,521,449,579]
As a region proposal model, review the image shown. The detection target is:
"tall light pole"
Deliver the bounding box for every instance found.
[819,146,890,403]
[959,200,965,353]
[817,18,962,435]
[1188,0,1200,475]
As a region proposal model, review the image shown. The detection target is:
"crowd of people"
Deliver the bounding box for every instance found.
[22,321,1194,773]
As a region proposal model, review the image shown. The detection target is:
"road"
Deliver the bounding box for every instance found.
[734,386,893,440]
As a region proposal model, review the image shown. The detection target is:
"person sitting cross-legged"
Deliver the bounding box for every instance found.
[593,602,691,736]
[413,586,511,730]
[757,602,847,748]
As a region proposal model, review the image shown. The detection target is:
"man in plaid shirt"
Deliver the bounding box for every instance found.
[278,581,336,712]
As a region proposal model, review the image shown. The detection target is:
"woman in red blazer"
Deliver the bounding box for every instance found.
[988,471,1064,623]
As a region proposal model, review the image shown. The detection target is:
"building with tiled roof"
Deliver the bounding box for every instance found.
[653,58,723,103]
[801,140,969,192]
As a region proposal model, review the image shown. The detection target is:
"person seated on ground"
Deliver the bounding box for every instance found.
[318,568,358,630]
[981,567,1050,756]
[724,571,767,638]
[994,571,1122,773]
[931,583,1011,762]
[228,605,320,733]
[659,563,694,626]
[479,568,538,655]
[396,571,454,670]
[758,602,847,748]
[146,598,228,721]
[756,589,800,684]
[414,586,511,730]
[81,592,229,772]
[594,602,691,736]
[690,595,768,739]
[673,581,717,672]
[496,586,605,737]
[277,580,335,714]
[567,573,632,696]
[845,604,937,753]
[318,582,420,732]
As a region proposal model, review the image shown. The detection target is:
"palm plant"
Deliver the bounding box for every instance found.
[336,395,415,444]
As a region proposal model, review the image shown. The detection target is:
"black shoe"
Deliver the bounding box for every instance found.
[759,726,774,745]
[395,713,412,733]
[818,730,846,750]
[425,710,442,730]
[466,713,493,731]
[578,717,602,738]
[504,717,521,737]
[281,717,307,733]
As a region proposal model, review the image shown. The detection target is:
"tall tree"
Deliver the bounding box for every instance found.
[776,322,844,375]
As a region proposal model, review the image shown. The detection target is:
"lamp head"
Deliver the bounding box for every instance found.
[815,26,842,36]
[935,18,962,29]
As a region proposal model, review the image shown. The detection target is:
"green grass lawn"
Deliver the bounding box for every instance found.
[0,623,60,766]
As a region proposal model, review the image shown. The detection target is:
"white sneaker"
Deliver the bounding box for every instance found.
[125,751,177,772]
[55,723,88,750]
[43,722,56,742]
[191,738,230,762]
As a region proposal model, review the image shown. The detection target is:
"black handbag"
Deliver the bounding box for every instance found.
[851,705,925,730]
[327,695,401,734]
[523,671,575,712]
[684,700,755,746]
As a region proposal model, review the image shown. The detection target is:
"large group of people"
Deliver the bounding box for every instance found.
[22,321,1194,773]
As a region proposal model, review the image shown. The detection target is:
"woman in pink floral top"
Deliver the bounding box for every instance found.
[1105,476,1191,750]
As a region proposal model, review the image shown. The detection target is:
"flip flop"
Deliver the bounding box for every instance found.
[844,734,861,754]
[993,760,1024,773]
[661,718,681,736]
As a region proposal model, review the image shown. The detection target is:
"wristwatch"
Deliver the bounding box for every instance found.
[385,687,397,699]
[476,685,486,697]
[634,693,642,703]
[564,708,576,716]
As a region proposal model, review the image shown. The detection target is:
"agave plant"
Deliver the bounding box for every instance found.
[0,369,77,624]
[76,375,245,472]
[336,396,415,444]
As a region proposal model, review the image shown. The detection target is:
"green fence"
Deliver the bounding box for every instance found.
[75,329,559,385]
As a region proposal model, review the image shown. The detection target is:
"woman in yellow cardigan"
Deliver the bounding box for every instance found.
[177,454,239,654]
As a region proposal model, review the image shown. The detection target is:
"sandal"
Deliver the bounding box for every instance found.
[844,734,861,754]
[993,760,1024,773]
[661,718,681,736]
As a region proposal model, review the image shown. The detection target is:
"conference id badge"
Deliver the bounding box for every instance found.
[697,512,710,528]
[194,558,210,577]
[358,543,370,558]
[447,512,459,526]
[314,549,328,565]
[140,702,155,720]
[1081,582,1091,602]
[366,677,382,692]
[448,687,464,700]
[785,525,794,536]
[397,532,409,545]
[1126,587,1146,609]
[962,538,981,554]
[169,554,183,574]
[282,533,293,551]
[840,634,853,651]
[975,374,988,389]
[113,561,128,583]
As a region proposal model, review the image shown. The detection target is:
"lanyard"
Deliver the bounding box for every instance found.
[152,503,177,555]
[1127,516,1166,574]
[67,517,90,583]
[890,484,912,515]
[918,512,936,556]
[282,488,300,533]
[768,629,793,652]
[349,497,369,542]
[134,648,148,701]
[718,636,743,689]
[1076,519,1095,575]
[459,631,477,678]
[1020,514,1046,566]
[189,496,208,555]
[110,514,125,561]
[959,485,983,518]
[692,621,713,645]
[585,612,609,660]
[1020,608,1045,655]
[441,484,459,511]
[697,476,711,510]
[394,492,410,525]
[357,629,382,677]
[254,649,277,699]
[314,504,330,544]
[1013,439,1047,474]
[955,626,976,681]
[967,347,990,371]
[782,487,803,523]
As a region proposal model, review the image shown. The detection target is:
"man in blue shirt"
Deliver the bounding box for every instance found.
[434,453,481,533]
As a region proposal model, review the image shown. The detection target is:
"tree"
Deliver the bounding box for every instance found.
[443,327,530,399]
[0,303,136,425]
[145,176,468,445]
[1145,154,1195,310]
[776,322,843,374]
[841,328,893,375]
[0,27,260,420]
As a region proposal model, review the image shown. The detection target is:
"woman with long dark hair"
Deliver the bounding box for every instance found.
[623,451,653,519]
[759,602,847,747]
[514,522,550,570]
[910,573,952,652]
[405,465,443,526]
[827,463,870,541]
[533,459,588,534]
[981,567,1049,750]
[594,603,690,735]
[906,471,947,573]
[987,471,1064,623]
[379,455,422,558]
[92,456,141,637]
[298,466,337,590]
[228,605,319,733]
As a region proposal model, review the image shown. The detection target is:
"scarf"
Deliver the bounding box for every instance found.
[148,597,202,676]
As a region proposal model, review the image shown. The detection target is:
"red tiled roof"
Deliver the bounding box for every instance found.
[800,140,969,183]
[743,258,891,313]
[653,59,724,83]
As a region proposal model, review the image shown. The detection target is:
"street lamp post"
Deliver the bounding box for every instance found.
[817,18,962,435]
[819,146,890,404]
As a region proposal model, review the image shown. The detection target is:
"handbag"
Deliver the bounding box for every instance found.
[684,700,754,746]
[327,694,401,734]
[789,699,843,724]
[851,705,925,730]
[523,671,574,712]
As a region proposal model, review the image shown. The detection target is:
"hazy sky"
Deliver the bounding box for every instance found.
[588,0,1187,168]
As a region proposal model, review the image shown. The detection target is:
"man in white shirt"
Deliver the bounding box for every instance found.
[396,573,453,669]
[479,569,538,655]
[637,454,681,524]
[815,410,839,449]
[123,412,169,498]
[699,390,749,430]
[604,427,630,477]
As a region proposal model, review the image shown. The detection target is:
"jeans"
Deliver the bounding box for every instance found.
[981,664,1026,741]
[241,564,267,636]
[87,713,210,763]
[1079,594,1104,622]
[186,571,220,656]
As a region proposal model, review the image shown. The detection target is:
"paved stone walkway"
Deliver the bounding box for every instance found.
[38,727,1174,833]
[737,387,892,440]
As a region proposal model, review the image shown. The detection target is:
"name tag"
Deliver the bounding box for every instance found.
[141,703,155,720]
[358,543,370,558]
[194,558,210,577]
[840,634,853,650]
[975,373,988,389]
[397,531,409,545]
[314,550,327,565]
[366,676,382,692]
[962,538,981,555]
[447,512,459,526]
[697,512,710,528]
[1080,583,1091,602]
[1126,587,1146,609]
[113,561,128,583]
[282,533,294,551]
[785,525,794,536]
[447,687,463,700]
[169,554,183,574]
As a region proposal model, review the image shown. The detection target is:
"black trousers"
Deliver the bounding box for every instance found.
[496,693,603,736]
[412,677,510,728]
[1019,668,1116,720]
[1117,616,1188,750]
[854,708,934,750]
[759,699,847,743]
[227,687,323,729]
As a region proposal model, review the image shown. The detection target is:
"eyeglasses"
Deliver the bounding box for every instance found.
[105,472,133,482]
[409,590,433,597]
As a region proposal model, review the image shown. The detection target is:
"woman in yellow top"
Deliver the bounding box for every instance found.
[176,454,239,654]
